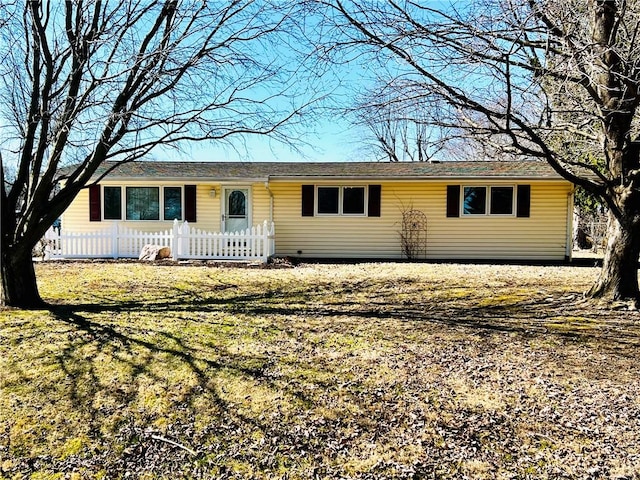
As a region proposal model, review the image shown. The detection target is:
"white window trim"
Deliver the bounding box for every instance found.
[162,186,184,221]
[489,185,516,216]
[461,185,516,217]
[315,185,367,216]
[102,185,123,221]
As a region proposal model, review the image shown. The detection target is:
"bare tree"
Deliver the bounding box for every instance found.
[316,0,640,306]
[0,1,318,308]
[351,89,445,161]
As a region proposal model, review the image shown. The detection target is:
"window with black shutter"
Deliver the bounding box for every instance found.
[185,185,197,222]
[517,185,531,217]
[302,185,379,216]
[302,185,315,216]
[89,184,101,221]
[368,185,381,217]
[446,185,461,217]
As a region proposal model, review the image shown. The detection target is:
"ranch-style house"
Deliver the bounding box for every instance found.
[52,160,575,262]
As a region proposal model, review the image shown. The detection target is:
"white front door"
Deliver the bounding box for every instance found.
[223,187,250,233]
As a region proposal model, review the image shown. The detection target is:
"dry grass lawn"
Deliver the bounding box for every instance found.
[1,261,639,479]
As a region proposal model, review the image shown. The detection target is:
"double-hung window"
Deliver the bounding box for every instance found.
[317,186,366,215]
[463,186,514,216]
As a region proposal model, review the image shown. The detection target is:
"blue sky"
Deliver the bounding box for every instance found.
[150,4,383,165]
[166,115,361,164]
[154,68,369,164]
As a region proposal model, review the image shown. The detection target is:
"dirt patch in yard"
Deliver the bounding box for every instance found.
[1,262,639,479]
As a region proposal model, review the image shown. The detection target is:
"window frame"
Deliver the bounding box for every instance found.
[461,185,516,217]
[126,186,160,221]
[315,185,367,216]
[489,186,515,215]
[316,186,340,215]
[462,186,488,216]
[163,186,183,221]
[103,186,123,220]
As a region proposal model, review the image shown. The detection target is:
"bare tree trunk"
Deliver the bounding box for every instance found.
[1,245,44,309]
[586,211,640,306]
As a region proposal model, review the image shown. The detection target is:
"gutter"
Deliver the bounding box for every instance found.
[97,175,565,183]
[92,176,270,183]
[267,175,568,182]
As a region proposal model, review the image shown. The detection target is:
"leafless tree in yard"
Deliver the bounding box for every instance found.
[0,1,318,308]
[315,0,640,306]
[350,89,446,161]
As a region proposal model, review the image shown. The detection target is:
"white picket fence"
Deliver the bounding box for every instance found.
[44,220,275,262]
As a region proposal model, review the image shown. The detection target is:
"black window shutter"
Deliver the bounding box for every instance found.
[302,185,314,216]
[89,184,101,221]
[446,185,460,217]
[368,185,381,217]
[185,185,197,222]
[517,185,531,218]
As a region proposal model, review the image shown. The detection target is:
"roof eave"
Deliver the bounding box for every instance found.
[96,176,270,183]
[268,175,567,182]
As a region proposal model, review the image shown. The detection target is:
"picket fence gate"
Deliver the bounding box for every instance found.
[44,220,275,262]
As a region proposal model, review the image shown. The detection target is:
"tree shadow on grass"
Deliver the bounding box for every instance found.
[37,302,319,476]
[5,274,639,477]
[52,275,640,356]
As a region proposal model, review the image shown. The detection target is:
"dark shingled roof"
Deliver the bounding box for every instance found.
[91,160,566,181]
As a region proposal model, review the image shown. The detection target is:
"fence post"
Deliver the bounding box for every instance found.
[259,220,265,260]
[112,222,119,259]
[172,219,179,261]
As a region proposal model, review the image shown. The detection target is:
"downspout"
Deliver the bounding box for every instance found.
[264,179,275,258]
[566,188,575,261]
[264,179,274,223]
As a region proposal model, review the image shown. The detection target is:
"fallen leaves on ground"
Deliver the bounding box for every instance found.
[1,261,639,479]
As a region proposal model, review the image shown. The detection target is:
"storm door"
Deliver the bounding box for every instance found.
[223,188,250,233]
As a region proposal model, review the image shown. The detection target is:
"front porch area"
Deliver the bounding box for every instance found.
[44,220,275,262]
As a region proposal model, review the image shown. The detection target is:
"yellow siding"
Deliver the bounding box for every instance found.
[62,188,93,232]
[199,183,220,230]
[251,184,272,226]
[62,181,272,233]
[269,180,573,261]
[61,178,572,261]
